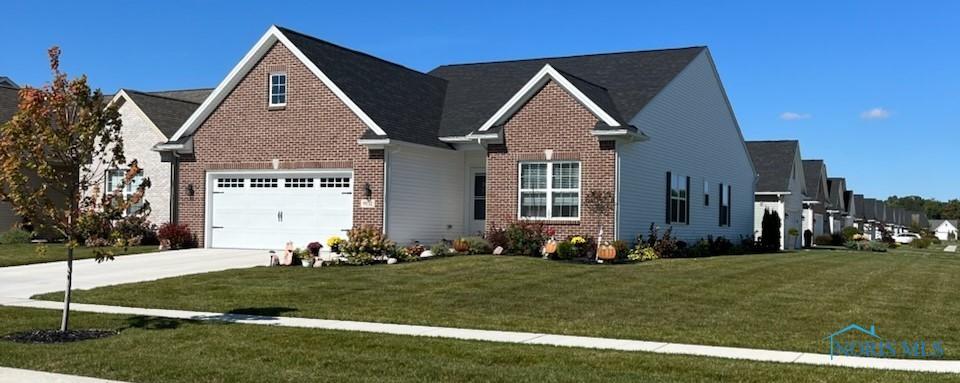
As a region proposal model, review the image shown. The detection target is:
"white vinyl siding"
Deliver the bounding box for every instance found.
[386,145,465,245]
[617,51,756,242]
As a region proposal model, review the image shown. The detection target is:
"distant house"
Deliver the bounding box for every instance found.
[0,80,21,230]
[746,140,806,249]
[826,178,848,234]
[0,77,17,88]
[862,198,880,239]
[853,194,866,235]
[843,190,857,230]
[930,220,959,241]
[801,159,830,245]
[100,88,212,224]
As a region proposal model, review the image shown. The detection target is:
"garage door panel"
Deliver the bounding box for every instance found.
[208,173,353,250]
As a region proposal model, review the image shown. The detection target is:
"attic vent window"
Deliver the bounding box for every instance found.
[269,73,287,107]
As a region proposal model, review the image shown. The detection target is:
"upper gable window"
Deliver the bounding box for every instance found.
[269,73,287,106]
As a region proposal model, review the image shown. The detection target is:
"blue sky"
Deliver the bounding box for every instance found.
[2,1,957,200]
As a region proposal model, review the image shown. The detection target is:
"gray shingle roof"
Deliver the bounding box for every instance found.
[124,90,211,139]
[0,85,19,123]
[428,47,704,138]
[854,194,865,219]
[827,178,846,210]
[802,160,827,203]
[0,77,17,88]
[931,219,959,231]
[278,26,449,148]
[844,190,855,214]
[745,140,799,193]
[147,89,212,104]
[863,198,878,220]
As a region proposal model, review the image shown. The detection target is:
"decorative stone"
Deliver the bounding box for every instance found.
[420,250,434,258]
[493,246,504,255]
[387,257,398,264]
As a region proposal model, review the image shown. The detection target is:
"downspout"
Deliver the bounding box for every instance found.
[613,145,620,241]
[382,149,389,236]
[170,154,179,224]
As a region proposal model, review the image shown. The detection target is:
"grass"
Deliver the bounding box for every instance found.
[0,307,949,382]
[38,248,960,358]
[0,243,158,267]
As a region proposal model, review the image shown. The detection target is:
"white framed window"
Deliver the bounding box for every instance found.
[518,161,580,220]
[284,178,314,188]
[250,178,278,188]
[269,73,287,106]
[668,173,689,224]
[318,177,350,188]
[216,178,244,188]
[106,169,144,195]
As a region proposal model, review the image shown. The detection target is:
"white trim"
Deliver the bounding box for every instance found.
[477,64,621,132]
[517,161,582,221]
[171,25,386,143]
[357,138,391,146]
[268,72,288,107]
[203,168,354,248]
[756,192,791,196]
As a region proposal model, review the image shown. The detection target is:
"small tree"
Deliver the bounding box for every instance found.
[760,210,782,251]
[0,47,150,332]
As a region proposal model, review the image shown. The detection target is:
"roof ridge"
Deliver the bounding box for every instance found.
[275,25,442,82]
[552,67,610,91]
[123,89,203,105]
[434,46,706,69]
[147,87,215,93]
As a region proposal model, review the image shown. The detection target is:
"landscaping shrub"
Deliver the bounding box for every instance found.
[842,226,861,241]
[461,236,492,255]
[814,234,834,246]
[485,223,509,252]
[911,238,932,249]
[555,241,576,260]
[0,228,31,244]
[429,241,452,257]
[341,225,396,265]
[404,243,426,257]
[627,244,658,262]
[566,235,596,258]
[760,210,781,251]
[844,240,888,252]
[116,217,159,246]
[504,222,548,256]
[157,222,197,249]
[648,223,683,258]
[611,240,630,260]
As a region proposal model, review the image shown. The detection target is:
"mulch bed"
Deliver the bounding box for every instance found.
[2,329,118,344]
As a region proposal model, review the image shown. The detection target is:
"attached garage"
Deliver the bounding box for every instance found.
[206,171,353,249]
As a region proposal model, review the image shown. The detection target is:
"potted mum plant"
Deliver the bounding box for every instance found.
[306,242,323,266]
[327,236,344,254]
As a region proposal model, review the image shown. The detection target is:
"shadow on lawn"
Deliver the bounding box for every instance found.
[188,307,298,323]
[125,316,183,330]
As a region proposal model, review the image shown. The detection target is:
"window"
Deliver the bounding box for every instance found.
[473,173,486,220]
[703,179,710,206]
[284,178,313,188]
[216,178,244,188]
[106,169,145,214]
[269,73,286,106]
[519,162,580,219]
[250,178,278,188]
[318,177,350,188]
[668,173,689,224]
[720,183,732,226]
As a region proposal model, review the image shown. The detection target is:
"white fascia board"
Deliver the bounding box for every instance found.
[357,138,391,146]
[756,192,791,196]
[439,132,501,143]
[170,25,386,142]
[477,64,621,132]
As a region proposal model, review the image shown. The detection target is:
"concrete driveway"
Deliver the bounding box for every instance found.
[0,248,265,299]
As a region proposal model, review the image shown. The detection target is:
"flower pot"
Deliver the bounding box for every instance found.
[597,244,617,261]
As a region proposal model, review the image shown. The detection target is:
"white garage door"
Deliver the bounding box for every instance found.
[208,172,353,249]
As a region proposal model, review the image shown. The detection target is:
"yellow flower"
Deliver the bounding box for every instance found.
[571,236,586,245]
[327,236,344,247]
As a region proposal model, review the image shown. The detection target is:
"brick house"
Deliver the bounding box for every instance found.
[155,26,757,250]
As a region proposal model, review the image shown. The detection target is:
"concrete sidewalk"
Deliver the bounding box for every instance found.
[945,245,957,252]
[0,366,127,383]
[3,297,958,375]
[0,248,265,298]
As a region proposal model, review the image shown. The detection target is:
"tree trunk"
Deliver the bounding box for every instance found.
[60,246,73,332]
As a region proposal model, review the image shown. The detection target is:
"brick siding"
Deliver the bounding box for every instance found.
[177,42,383,246]
[485,80,616,240]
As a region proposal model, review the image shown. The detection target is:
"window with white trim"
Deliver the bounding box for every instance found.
[106,169,145,214]
[269,73,286,106]
[318,177,350,188]
[519,161,580,219]
[669,173,688,224]
[284,178,314,188]
[719,184,732,226]
[216,178,244,188]
[250,178,278,188]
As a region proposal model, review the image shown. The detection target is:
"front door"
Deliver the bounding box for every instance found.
[468,171,486,235]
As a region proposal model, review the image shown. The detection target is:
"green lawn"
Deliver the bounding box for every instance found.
[38,249,960,358]
[0,243,158,267]
[0,307,948,382]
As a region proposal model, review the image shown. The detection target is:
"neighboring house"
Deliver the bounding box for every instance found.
[746,140,805,250]
[826,178,848,234]
[100,88,212,224]
[931,220,959,241]
[862,198,879,239]
[853,194,866,235]
[843,190,857,229]
[884,205,896,234]
[153,25,757,250]
[0,80,21,230]
[801,159,830,245]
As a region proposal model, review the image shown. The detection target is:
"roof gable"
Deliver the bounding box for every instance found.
[429,47,704,137]
[746,140,800,193]
[120,89,211,139]
[827,178,847,211]
[802,160,829,203]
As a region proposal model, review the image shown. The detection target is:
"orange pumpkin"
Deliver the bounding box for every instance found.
[543,240,558,254]
[453,239,470,253]
[597,244,617,260]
